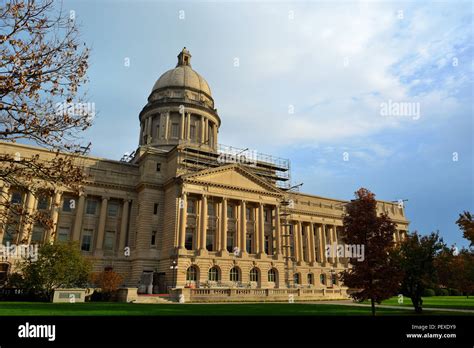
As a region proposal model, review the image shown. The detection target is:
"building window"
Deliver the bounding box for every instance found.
[37,196,49,210]
[58,227,70,242]
[62,197,73,212]
[108,202,119,217]
[81,229,93,251]
[185,228,194,250]
[264,209,270,222]
[320,274,326,285]
[85,199,97,215]
[246,233,253,253]
[190,124,196,141]
[11,191,22,204]
[208,267,219,282]
[156,163,161,172]
[246,207,252,220]
[294,273,300,285]
[151,231,157,246]
[264,235,271,254]
[206,229,215,251]
[31,226,44,244]
[332,274,338,286]
[186,266,198,281]
[104,231,115,251]
[307,273,314,285]
[268,268,277,282]
[230,267,240,282]
[249,268,259,282]
[171,123,179,138]
[207,202,215,216]
[187,200,195,214]
[153,203,159,215]
[227,204,234,218]
[208,124,214,146]
[226,232,234,252]
[3,225,16,244]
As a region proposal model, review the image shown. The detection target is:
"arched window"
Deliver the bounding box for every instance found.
[186,266,198,281]
[268,268,277,282]
[294,273,300,285]
[307,273,314,285]
[249,268,259,282]
[320,274,326,285]
[208,267,219,281]
[230,267,240,282]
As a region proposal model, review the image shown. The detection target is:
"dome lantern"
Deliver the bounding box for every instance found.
[177,47,192,67]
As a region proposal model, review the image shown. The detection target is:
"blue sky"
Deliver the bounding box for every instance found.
[64,0,473,248]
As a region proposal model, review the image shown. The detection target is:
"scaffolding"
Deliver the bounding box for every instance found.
[178,141,291,189]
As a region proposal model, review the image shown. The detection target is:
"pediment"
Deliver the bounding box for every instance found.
[183,164,281,193]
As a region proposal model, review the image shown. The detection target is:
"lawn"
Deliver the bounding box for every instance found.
[0,301,471,316]
[362,296,474,310]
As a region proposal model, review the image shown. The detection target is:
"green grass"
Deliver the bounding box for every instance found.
[0,301,471,316]
[362,296,474,310]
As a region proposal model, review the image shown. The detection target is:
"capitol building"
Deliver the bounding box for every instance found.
[0,48,409,301]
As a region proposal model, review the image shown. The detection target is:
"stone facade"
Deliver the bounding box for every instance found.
[0,48,409,298]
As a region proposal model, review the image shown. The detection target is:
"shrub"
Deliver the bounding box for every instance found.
[422,288,435,297]
[448,288,462,296]
[16,241,91,301]
[435,288,449,296]
[91,270,124,301]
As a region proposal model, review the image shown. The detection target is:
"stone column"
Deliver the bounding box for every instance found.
[119,199,130,252]
[315,223,322,263]
[200,117,205,143]
[215,201,221,251]
[333,225,339,265]
[164,112,170,140]
[47,191,62,243]
[258,204,265,255]
[274,205,282,256]
[239,200,246,255]
[178,194,187,249]
[395,230,401,243]
[321,224,327,264]
[20,191,37,243]
[328,225,335,264]
[159,113,165,139]
[294,221,300,262]
[0,183,10,243]
[204,118,209,144]
[308,223,315,264]
[146,116,152,141]
[72,194,86,241]
[213,125,218,148]
[186,113,191,140]
[180,111,185,139]
[299,222,305,263]
[95,197,109,251]
[220,198,227,253]
[199,195,208,252]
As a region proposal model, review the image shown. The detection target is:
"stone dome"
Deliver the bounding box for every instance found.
[151,47,212,97]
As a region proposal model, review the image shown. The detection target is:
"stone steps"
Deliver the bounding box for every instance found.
[133,295,175,304]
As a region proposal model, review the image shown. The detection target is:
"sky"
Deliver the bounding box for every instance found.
[62,0,473,248]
